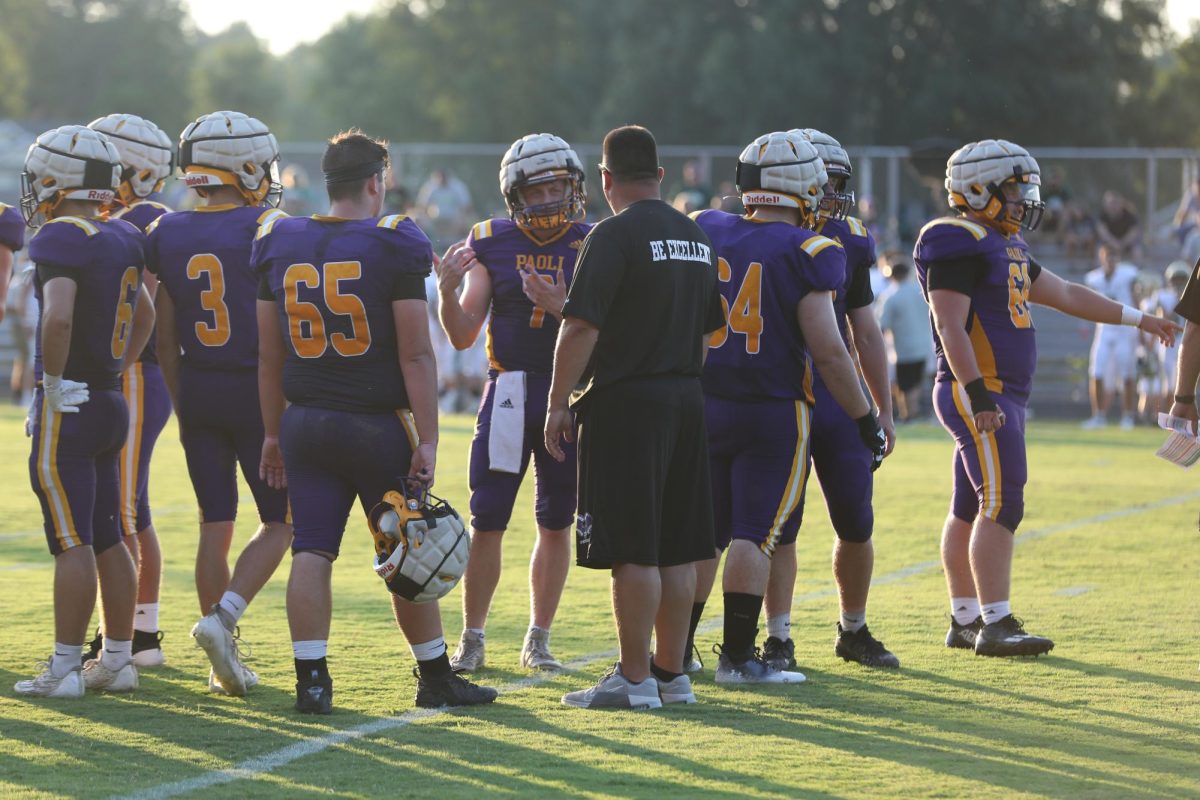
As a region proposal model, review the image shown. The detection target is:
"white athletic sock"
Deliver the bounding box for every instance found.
[134,602,159,633]
[465,627,485,639]
[840,610,867,633]
[101,639,132,670]
[410,637,447,662]
[766,614,791,642]
[51,643,83,677]
[292,640,328,660]
[217,591,248,626]
[981,600,1011,625]
[951,597,982,625]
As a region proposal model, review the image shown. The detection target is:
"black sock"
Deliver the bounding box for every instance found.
[651,662,682,684]
[295,657,328,683]
[417,652,452,679]
[687,601,706,646]
[723,592,763,658]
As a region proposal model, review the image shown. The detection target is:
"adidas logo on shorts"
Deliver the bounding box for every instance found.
[499,398,515,409]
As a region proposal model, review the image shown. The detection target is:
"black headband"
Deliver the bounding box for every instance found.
[324,160,386,185]
[38,145,117,190]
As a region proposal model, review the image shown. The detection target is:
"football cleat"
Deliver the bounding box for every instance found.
[208,666,259,696]
[415,668,499,709]
[835,624,900,668]
[20,125,121,225]
[762,636,796,672]
[131,630,166,668]
[449,630,486,673]
[520,627,562,671]
[82,628,104,666]
[945,139,1044,234]
[714,645,806,685]
[974,615,1054,657]
[500,133,586,231]
[561,663,661,710]
[82,659,138,692]
[192,608,249,696]
[657,673,698,705]
[946,615,983,649]
[369,482,470,604]
[13,662,84,698]
[295,672,333,715]
[735,131,827,229]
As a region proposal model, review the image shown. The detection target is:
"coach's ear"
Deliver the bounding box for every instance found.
[656,166,665,183]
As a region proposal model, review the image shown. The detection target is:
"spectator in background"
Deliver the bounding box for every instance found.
[1061,201,1096,258]
[1095,190,1142,262]
[1083,243,1141,429]
[417,169,474,250]
[877,257,932,421]
[1172,176,1200,242]
[1038,167,1070,234]
[710,180,743,214]
[1140,262,1190,423]
[668,158,712,212]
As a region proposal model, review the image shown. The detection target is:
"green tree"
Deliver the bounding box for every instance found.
[190,22,284,128]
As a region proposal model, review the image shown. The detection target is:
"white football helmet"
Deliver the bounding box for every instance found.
[20,125,121,225]
[178,110,281,207]
[369,486,470,604]
[735,131,827,228]
[88,114,174,206]
[499,133,586,231]
[946,139,1044,234]
[792,128,854,220]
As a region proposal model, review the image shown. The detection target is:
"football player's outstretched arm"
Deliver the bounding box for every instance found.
[436,241,491,349]
[395,298,439,485]
[1171,322,1200,425]
[1028,268,1181,347]
[544,316,599,462]
[848,305,896,455]
[154,287,181,409]
[257,298,287,490]
[928,288,1004,433]
[121,284,155,371]
[798,292,870,420]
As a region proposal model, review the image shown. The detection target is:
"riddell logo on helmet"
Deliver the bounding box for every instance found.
[87,190,109,200]
[376,560,397,579]
[743,192,780,205]
[183,174,218,187]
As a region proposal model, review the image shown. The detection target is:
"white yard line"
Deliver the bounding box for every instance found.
[102,487,1200,799]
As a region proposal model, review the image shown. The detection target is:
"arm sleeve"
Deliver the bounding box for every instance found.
[845,259,875,309]
[36,264,80,284]
[925,257,989,295]
[561,224,627,329]
[257,272,275,301]
[391,272,427,301]
[1028,257,1043,283]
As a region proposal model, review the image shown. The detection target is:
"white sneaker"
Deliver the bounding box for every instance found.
[208,666,258,695]
[561,663,662,710]
[1081,415,1106,430]
[657,673,697,704]
[1119,415,1135,430]
[131,630,166,668]
[14,662,84,698]
[714,648,806,684]
[192,610,248,696]
[82,659,138,692]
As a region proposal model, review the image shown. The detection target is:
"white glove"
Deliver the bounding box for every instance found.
[43,373,89,414]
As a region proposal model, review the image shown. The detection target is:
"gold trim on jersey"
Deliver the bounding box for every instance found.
[967,319,1004,394]
[44,216,99,236]
[519,223,573,247]
[472,220,494,240]
[378,214,408,229]
[801,234,840,258]
[846,216,868,237]
[36,394,80,550]
[762,401,811,557]
[919,217,988,241]
[192,203,243,213]
[254,208,287,239]
[120,363,144,537]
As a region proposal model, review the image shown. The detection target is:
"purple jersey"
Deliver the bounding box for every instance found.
[466,218,591,374]
[914,216,1037,402]
[253,213,433,413]
[694,209,845,403]
[815,215,876,340]
[0,203,25,251]
[113,201,171,365]
[146,204,286,370]
[29,216,145,390]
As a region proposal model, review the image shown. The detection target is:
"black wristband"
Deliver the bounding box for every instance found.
[964,378,998,414]
[854,413,879,440]
[1175,394,1196,404]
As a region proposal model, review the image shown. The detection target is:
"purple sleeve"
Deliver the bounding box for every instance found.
[394,219,435,276]
[0,206,24,251]
[28,221,90,269]
[914,219,988,265]
[803,240,848,295]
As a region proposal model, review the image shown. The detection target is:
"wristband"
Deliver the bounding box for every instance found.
[854,412,880,441]
[964,378,998,414]
[1120,306,1143,327]
[1174,394,1196,404]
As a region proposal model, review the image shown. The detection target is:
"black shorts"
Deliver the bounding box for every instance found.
[574,376,716,569]
[895,360,926,393]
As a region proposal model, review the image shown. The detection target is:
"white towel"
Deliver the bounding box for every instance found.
[488,371,525,474]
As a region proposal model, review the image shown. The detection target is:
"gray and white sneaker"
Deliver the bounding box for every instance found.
[450,630,486,673]
[192,607,249,696]
[561,663,662,710]
[520,627,562,670]
[714,646,806,684]
[657,673,697,705]
[82,658,138,692]
[13,661,84,698]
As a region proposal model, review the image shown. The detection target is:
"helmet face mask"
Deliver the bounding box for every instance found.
[368,482,470,604]
[819,169,855,221]
[500,134,586,232]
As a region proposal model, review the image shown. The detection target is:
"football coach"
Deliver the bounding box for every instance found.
[545,125,726,710]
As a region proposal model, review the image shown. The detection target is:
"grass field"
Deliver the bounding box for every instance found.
[0,405,1197,799]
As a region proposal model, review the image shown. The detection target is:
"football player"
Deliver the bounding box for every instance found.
[82,113,175,668]
[0,201,24,322]
[753,128,898,671]
[435,134,590,672]
[916,140,1179,656]
[15,125,154,697]
[691,131,886,683]
[254,129,497,712]
[147,110,291,695]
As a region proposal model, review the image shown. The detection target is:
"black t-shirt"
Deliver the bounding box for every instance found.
[563,199,726,405]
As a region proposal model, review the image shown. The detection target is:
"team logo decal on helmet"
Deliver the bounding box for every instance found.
[88,114,174,207]
[368,482,470,604]
[946,139,1044,234]
[178,110,282,207]
[792,128,854,220]
[499,133,586,231]
[736,131,827,228]
[20,125,122,225]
